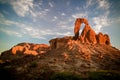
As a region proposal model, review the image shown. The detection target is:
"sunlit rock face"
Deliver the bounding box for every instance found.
[11,43,49,55]
[49,36,72,49]
[96,32,110,45]
[80,25,97,44]
[73,18,110,45]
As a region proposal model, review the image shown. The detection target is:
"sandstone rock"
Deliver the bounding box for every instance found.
[12,46,25,54]
[104,34,110,45]
[74,18,89,40]
[24,47,38,56]
[73,18,110,45]
[79,25,97,44]
[87,29,97,44]
[96,32,110,45]
[11,43,49,55]
[49,36,72,49]
[96,32,104,44]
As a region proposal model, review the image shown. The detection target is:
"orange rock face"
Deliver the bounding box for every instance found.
[74,18,89,40]
[50,18,111,49]
[73,18,110,45]
[11,43,49,55]
[12,46,25,54]
[49,36,72,49]
[79,25,97,44]
[96,32,110,45]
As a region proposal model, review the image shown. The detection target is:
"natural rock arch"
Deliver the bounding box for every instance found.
[73,18,89,40]
[73,18,110,45]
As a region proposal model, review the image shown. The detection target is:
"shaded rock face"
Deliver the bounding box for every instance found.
[73,18,110,45]
[96,32,110,45]
[9,43,49,56]
[49,36,72,49]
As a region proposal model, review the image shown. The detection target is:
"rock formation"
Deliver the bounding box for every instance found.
[73,18,110,45]
[3,43,49,56]
[79,25,97,44]
[49,18,110,49]
[73,18,89,40]
[49,36,72,49]
[96,32,110,45]
[0,18,120,80]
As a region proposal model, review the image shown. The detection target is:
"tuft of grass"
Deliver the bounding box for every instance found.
[50,72,82,80]
[29,61,37,68]
[89,70,120,80]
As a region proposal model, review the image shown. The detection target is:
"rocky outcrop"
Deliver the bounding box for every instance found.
[96,32,110,45]
[73,18,110,45]
[8,43,49,56]
[79,25,97,44]
[50,18,110,49]
[74,18,89,40]
[49,36,72,49]
[0,18,119,80]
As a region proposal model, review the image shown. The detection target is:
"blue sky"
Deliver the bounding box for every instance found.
[0,0,120,53]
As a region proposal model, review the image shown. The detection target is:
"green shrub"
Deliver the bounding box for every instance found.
[89,70,120,80]
[50,72,82,80]
[30,61,37,68]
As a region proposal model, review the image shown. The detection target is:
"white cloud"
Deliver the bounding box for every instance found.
[52,16,58,21]
[0,28,22,37]
[0,17,73,39]
[72,13,88,19]
[93,16,110,33]
[9,0,34,17]
[56,32,72,36]
[61,13,66,16]
[86,0,93,8]
[97,0,110,9]
[48,2,54,7]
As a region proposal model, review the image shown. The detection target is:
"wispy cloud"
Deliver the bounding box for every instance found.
[0,12,4,18]
[0,27,22,37]
[10,0,34,17]
[72,13,88,19]
[92,15,110,33]
[48,2,54,7]
[61,13,66,16]
[97,0,110,9]
[52,16,58,21]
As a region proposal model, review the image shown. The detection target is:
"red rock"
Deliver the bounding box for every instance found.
[96,32,104,44]
[80,25,97,44]
[49,36,72,49]
[11,43,49,55]
[12,46,25,54]
[104,34,110,45]
[74,18,89,40]
[73,18,110,45]
[96,33,110,45]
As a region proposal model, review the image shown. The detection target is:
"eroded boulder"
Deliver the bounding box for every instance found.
[11,43,49,55]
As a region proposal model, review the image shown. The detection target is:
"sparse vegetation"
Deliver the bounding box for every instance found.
[29,61,38,68]
[50,72,82,80]
[89,70,120,80]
